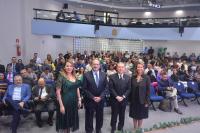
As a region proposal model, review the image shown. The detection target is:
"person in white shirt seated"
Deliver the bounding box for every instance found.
[32,53,42,65]
[32,78,55,127]
[2,75,31,133]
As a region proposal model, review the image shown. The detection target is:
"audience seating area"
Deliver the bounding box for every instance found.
[1,49,200,129]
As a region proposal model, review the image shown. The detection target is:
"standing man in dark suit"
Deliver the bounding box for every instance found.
[109,62,131,133]
[82,59,108,133]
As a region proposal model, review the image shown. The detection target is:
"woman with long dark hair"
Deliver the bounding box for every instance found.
[129,62,150,131]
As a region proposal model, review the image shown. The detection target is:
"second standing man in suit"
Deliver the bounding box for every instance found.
[82,59,108,133]
[109,62,131,133]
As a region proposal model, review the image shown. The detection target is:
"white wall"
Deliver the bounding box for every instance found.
[143,40,200,56]
[0,0,74,66]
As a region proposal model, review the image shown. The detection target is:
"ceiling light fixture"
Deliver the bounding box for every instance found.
[175,10,184,16]
[144,11,152,16]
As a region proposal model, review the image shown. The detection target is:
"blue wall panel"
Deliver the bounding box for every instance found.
[32,20,200,40]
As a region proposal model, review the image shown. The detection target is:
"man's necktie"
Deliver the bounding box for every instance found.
[13,64,16,73]
[119,74,123,80]
[95,72,99,87]
[39,88,43,99]
[8,73,11,81]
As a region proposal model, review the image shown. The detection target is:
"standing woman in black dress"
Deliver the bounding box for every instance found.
[129,62,150,130]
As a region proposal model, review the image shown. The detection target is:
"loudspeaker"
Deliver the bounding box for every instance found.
[63,3,68,9]
[179,26,184,34]
[95,23,99,31]
[52,35,61,39]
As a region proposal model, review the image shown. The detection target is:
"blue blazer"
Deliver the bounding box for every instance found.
[3,83,31,102]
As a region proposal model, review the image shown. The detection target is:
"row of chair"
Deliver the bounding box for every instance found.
[150,81,200,111]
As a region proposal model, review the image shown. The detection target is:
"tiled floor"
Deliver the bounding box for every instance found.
[0,100,200,133]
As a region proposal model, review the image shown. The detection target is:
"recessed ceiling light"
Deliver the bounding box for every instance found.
[144,11,152,16]
[175,10,184,16]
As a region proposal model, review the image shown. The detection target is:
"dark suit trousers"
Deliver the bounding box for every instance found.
[5,98,29,133]
[34,100,55,121]
[85,102,104,133]
[110,100,126,130]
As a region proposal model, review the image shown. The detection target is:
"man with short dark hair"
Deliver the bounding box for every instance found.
[109,62,131,133]
[7,57,20,74]
[20,69,34,88]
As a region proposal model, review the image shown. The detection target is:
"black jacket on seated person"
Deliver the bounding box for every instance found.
[0,64,5,73]
[32,84,55,102]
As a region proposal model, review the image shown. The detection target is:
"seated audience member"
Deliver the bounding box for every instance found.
[32,78,55,127]
[180,53,188,61]
[20,69,34,88]
[54,53,64,66]
[73,11,80,21]
[56,10,66,21]
[26,59,38,72]
[177,64,187,81]
[27,67,38,82]
[5,65,16,85]
[0,60,5,73]
[76,67,85,81]
[187,66,195,81]
[107,15,112,25]
[194,66,200,87]
[55,58,65,79]
[45,54,55,71]
[189,60,197,71]
[145,62,158,82]
[32,53,42,65]
[172,52,179,60]
[2,75,31,133]
[125,58,133,71]
[158,72,182,114]
[0,73,8,111]
[7,57,20,74]
[106,63,117,77]
[189,53,196,61]
[147,70,157,83]
[75,58,86,70]
[17,59,25,72]
[170,68,180,83]
[85,59,93,72]
[40,67,54,81]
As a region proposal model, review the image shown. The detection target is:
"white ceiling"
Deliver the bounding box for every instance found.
[55,0,200,11]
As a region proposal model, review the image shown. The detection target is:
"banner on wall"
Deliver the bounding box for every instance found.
[16,38,21,56]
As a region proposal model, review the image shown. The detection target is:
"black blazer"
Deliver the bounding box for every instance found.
[6,63,20,73]
[32,85,55,101]
[0,64,5,73]
[82,71,108,108]
[130,74,150,105]
[109,73,131,103]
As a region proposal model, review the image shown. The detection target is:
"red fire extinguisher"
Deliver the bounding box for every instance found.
[16,39,21,56]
